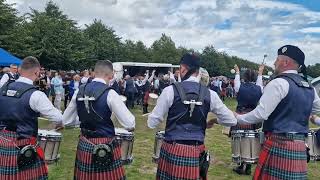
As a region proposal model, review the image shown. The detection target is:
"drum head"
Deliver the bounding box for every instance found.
[38,129,61,137]
[149,93,158,99]
[115,128,133,135]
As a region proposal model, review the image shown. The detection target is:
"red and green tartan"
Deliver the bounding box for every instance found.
[0,130,48,180]
[254,134,307,180]
[156,142,206,180]
[74,135,126,180]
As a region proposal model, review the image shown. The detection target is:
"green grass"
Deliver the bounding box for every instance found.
[39,98,320,180]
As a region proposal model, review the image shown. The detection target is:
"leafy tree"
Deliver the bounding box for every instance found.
[13,1,85,70]
[84,19,122,65]
[307,64,320,78]
[150,34,180,64]
[0,0,20,50]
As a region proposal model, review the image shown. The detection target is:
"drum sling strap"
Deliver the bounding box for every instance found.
[172,82,210,178]
[77,84,116,167]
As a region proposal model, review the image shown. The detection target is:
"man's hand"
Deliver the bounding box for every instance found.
[207,118,218,129]
[54,122,64,131]
[234,64,240,73]
[258,64,265,75]
[310,115,317,124]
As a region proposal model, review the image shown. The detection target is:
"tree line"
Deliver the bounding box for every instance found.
[1,0,319,77]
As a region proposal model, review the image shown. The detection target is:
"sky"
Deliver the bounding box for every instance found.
[5,0,320,66]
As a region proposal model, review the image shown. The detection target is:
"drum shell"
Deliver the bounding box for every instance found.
[115,128,134,165]
[307,130,320,161]
[38,130,62,164]
[153,131,165,163]
[148,93,158,106]
[231,130,263,164]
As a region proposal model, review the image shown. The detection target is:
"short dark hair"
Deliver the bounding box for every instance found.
[20,56,40,71]
[243,69,257,83]
[94,60,113,76]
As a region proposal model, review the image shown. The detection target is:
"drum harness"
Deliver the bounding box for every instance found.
[77,83,117,167]
[171,82,210,178]
[0,82,41,168]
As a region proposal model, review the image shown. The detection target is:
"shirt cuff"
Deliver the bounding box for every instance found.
[315,117,320,126]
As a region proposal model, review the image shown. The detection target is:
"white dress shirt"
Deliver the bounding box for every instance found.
[62,78,135,129]
[236,70,320,124]
[15,77,63,122]
[148,76,237,128]
[234,73,263,93]
[0,72,15,88]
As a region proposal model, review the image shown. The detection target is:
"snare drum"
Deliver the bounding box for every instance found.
[231,130,264,164]
[38,129,62,164]
[115,128,134,165]
[307,129,320,161]
[148,93,158,105]
[152,131,165,163]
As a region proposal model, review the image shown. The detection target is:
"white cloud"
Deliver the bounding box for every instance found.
[5,0,320,65]
[299,27,320,33]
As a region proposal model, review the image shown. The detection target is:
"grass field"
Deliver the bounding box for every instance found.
[39,98,320,180]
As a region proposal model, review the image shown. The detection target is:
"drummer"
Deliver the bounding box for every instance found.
[148,54,237,180]
[62,60,135,180]
[231,64,264,175]
[235,45,320,180]
[0,56,63,179]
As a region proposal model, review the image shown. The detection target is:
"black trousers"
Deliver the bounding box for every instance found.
[125,92,135,109]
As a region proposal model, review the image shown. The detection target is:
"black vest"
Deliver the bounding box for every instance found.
[76,81,115,137]
[0,82,39,138]
[263,73,314,134]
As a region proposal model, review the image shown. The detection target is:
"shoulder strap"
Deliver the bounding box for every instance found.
[1,82,36,98]
[198,84,207,103]
[277,73,311,88]
[173,82,187,102]
[93,85,111,100]
[77,83,111,100]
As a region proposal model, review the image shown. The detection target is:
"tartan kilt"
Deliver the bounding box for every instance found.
[156,142,206,180]
[254,136,307,180]
[74,135,126,180]
[0,130,48,180]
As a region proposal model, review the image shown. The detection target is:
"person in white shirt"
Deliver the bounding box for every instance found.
[51,72,64,111]
[0,64,19,88]
[235,45,320,180]
[80,70,90,84]
[148,54,236,179]
[63,60,135,179]
[0,56,63,179]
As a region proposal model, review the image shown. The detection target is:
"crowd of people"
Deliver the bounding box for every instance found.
[0,44,320,180]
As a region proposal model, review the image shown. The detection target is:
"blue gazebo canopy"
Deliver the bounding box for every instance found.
[0,48,22,66]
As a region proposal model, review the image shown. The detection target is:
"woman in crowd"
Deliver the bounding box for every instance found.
[51,71,64,111]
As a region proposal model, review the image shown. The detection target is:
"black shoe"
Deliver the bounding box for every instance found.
[244,164,251,175]
[233,166,245,175]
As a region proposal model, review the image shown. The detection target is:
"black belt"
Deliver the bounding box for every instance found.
[165,140,204,146]
[81,129,112,138]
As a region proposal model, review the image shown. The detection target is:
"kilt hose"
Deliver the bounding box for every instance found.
[157,142,206,180]
[0,130,48,180]
[254,134,307,180]
[74,135,126,180]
